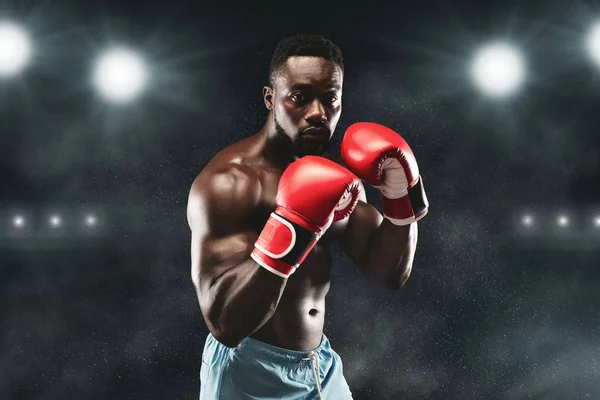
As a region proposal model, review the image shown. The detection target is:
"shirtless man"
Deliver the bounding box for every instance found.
[187,34,429,399]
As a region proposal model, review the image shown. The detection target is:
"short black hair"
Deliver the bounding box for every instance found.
[268,34,344,86]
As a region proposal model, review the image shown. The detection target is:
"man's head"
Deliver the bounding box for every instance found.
[263,34,344,157]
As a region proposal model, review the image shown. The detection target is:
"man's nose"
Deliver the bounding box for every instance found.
[304,99,327,123]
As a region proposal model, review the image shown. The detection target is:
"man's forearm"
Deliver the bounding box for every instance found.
[364,220,418,290]
[203,260,287,347]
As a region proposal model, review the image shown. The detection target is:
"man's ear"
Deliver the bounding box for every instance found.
[263,86,274,111]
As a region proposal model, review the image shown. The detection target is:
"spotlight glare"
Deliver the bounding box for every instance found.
[521,214,534,227]
[587,22,600,67]
[472,42,525,97]
[557,215,569,228]
[93,47,148,103]
[12,215,25,228]
[594,216,600,227]
[0,21,32,76]
[85,214,97,227]
[49,214,62,228]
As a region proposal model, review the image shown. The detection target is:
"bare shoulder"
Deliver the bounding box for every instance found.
[187,144,261,236]
[187,159,262,235]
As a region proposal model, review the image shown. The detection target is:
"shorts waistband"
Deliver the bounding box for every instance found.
[231,334,330,366]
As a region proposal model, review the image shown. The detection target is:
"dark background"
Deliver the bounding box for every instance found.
[2,0,600,399]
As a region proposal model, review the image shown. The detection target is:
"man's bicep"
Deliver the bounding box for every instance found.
[187,165,262,288]
[191,228,258,291]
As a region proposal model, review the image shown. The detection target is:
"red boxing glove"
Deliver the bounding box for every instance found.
[340,122,429,226]
[251,156,362,278]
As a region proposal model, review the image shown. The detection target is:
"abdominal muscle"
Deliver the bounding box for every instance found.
[249,244,332,351]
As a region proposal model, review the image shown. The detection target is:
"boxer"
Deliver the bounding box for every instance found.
[187,34,428,399]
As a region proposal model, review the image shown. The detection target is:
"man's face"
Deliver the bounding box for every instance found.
[265,56,343,157]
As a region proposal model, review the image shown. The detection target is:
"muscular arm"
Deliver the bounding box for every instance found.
[339,188,418,290]
[187,164,287,347]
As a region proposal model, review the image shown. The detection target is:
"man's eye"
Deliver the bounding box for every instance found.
[291,93,305,102]
[327,95,338,103]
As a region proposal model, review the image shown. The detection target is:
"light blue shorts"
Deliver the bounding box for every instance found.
[200,333,353,399]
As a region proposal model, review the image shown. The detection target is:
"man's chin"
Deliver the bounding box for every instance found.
[296,142,330,157]
[296,150,328,158]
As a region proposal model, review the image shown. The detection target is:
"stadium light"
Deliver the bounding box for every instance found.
[12,214,25,228]
[93,47,148,103]
[521,214,534,227]
[471,42,525,97]
[557,214,569,228]
[49,214,62,228]
[0,21,31,77]
[84,214,97,227]
[587,22,600,68]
